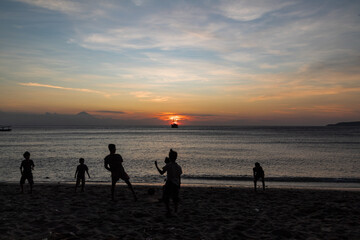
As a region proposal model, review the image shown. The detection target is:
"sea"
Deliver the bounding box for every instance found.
[1,126,359,189]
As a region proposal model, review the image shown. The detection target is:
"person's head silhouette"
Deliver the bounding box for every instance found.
[169,149,177,161]
[23,151,30,160]
[108,144,116,154]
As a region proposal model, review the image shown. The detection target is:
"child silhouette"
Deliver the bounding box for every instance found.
[75,158,90,192]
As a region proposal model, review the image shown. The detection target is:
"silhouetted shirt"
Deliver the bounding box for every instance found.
[21,159,34,175]
[104,154,125,176]
[253,166,264,179]
[76,164,88,178]
[163,162,182,186]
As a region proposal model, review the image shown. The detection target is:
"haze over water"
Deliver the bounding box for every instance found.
[1,126,359,188]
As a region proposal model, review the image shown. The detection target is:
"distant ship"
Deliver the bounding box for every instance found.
[171,119,178,128]
[0,126,12,131]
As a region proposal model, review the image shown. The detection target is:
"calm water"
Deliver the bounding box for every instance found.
[1,126,359,188]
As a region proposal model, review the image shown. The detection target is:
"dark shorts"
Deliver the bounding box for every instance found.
[20,174,34,184]
[164,181,180,202]
[112,171,130,182]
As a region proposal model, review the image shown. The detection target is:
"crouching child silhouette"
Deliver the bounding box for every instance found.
[155,149,182,217]
[20,151,35,194]
[253,162,265,191]
[75,158,90,192]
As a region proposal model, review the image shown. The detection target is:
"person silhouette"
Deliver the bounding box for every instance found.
[155,149,182,216]
[75,158,90,192]
[20,151,35,194]
[104,144,137,201]
[253,162,265,191]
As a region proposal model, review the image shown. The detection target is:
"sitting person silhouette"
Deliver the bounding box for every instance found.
[155,149,182,216]
[20,151,35,194]
[74,158,90,192]
[253,162,265,191]
[104,144,137,201]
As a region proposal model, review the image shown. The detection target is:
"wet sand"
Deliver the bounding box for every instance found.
[1,183,359,239]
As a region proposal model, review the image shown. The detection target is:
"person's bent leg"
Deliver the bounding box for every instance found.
[125,179,137,201]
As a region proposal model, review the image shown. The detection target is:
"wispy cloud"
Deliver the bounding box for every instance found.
[130,91,169,102]
[215,0,295,21]
[93,110,126,114]
[15,0,84,15]
[19,82,110,97]
[273,105,356,115]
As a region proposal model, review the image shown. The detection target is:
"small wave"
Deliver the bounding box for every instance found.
[183,175,360,183]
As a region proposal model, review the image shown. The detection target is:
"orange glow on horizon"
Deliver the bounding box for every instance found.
[157,112,191,125]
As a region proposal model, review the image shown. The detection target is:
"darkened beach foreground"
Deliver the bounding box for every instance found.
[1,183,359,240]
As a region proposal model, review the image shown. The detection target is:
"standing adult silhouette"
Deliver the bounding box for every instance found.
[104,144,137,201]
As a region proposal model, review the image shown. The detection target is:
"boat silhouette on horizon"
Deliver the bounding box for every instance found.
[171,119,178,128]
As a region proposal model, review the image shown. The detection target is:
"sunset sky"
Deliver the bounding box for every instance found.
[0,0,359,125]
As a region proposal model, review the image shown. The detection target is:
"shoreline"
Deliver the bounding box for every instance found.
[2,179,360,192]
[1,182,360,239]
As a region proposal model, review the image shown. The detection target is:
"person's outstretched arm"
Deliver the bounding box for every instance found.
[155,161,165,175]
[75,168,78,179]
[86,170,90,178]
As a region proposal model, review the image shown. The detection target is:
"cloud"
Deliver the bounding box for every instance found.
[130,91,152,98]
[156,112,220,122]
[93,110,126,114]
[247,87,360,102]
[130,91,169,102]
[215,0,295,21]
[15,0,84,15]
[19,82,110,97]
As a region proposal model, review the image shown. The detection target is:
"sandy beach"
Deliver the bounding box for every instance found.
[1,183,359,240]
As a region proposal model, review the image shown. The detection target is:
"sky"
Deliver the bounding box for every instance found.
[0,0,359,126]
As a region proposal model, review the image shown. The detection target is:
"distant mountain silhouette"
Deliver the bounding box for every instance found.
[76,111,95,118]
[327,121,360,127]
[0,111,163,126]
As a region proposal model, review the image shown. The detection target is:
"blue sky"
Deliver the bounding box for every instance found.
[0,0,359,125]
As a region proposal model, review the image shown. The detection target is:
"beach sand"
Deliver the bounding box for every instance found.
[1,183,359,240]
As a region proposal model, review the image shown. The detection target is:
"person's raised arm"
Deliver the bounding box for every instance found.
[155,161,165,175]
